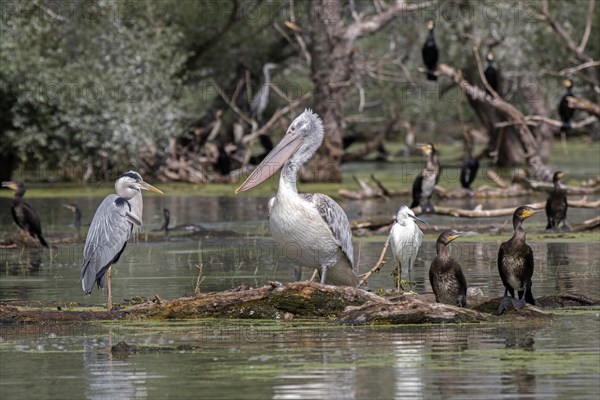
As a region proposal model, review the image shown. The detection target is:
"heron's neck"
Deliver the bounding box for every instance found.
[128,192,144,220]
[263,69,271,84]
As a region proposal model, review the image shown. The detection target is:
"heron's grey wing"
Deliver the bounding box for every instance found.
[81,195,133,293]
[302,193,354,267]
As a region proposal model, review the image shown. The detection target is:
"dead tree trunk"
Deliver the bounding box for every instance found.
[300,0,434,182]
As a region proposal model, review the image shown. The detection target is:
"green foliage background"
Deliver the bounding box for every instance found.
[0,0,597,180]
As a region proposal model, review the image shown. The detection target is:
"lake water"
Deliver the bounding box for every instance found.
[1,163,599,399]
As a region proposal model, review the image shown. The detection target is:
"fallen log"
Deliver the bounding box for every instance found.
[1,285,598,325]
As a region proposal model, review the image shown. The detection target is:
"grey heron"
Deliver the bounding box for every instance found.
[546,171,568,230]
[497,206,541,315]
[390,205,425,292]
[80,171,163,309]
[429,231,467,307]
[410,143,440,213]
[250,63,278,123]
[236,109,359,286]
[2,181,48,247]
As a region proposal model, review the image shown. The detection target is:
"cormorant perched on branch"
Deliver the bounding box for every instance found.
[546,171,568,230]
[422,20,438,81]
[497,206,541,315]
[410,143,440,213]
[429,231,468,307]
[2,181,48,247]
[484,51,499,95]
[558,79,575,132]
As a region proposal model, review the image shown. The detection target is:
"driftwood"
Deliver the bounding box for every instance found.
[350,199,600,234]
[340,173,600,200]
[2,283,597,326]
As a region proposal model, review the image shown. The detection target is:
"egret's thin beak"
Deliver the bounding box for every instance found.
[410,214,428,225]
[236,130,302,193]
[1,181,17,191]
[138,181,164,194]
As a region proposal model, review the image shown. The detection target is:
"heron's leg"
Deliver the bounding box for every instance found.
[107,266,112,310]
[294,266,302,282]
[408,256,413,292]
[396,261,402,292]
[320,265,328,284]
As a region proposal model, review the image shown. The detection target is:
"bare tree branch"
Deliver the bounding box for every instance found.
[437,63,552,180]
[559,60,600,76]
[345,0,436,39]
[568,96,600,118]
[578,0,596,53]
[539,0,593,63]
[494,114,597,129]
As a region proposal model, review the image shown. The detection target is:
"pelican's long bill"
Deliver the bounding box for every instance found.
[1,181,18,191]
[138,181,164,194]
[236,130,303,193]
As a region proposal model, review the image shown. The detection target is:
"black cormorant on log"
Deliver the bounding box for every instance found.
[422,20,438,81]
[410,143,440,213]
[546,171,568,230]
[497,206,541,315]
[160,207,171,234]
[429,231,468,307]
[2,181,48,247]
[558,79,575,132]
[484,51,499,95]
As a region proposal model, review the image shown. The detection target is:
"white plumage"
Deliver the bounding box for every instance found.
[390,205,425,291]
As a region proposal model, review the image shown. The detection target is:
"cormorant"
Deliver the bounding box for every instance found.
[63,203,82,238]
[2,181,48,247]
[422,20,438,81]
[160,207,171,234]
[546,171,568,230]
[497,206,541,315]
[216,143,232,176]
[429,231,468,307]
[558,79,575,132]
[484,51,499,95]
[410,143,440,213]
[460,151,479,190]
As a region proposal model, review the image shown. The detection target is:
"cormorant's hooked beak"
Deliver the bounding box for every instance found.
[137,181,164,194]
[236,130,303,193]
[447,231,465,242]
[522,208,542,219]
[1,181,17,191]
[556,171,565,180]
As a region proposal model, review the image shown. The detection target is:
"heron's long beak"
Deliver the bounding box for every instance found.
[138,181,164,194]
[1,181,17,191]
[236,131,302,193]
[409,214,428,225]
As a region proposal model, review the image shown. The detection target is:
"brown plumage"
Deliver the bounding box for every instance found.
[429,231,467,307]
[546,171,568,230]
[497,206,541,314]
